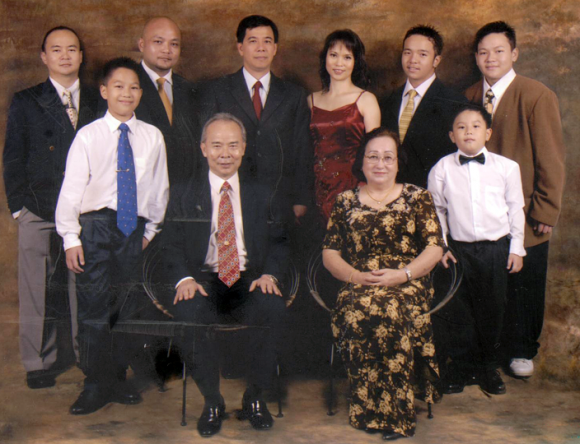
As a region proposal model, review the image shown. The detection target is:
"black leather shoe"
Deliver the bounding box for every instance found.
[382,431,405,440]
[26,370,56,389]
[440,372,465,394]
[479,369,506,395]
[110,382,142,405]
[240,394,273,430]
[70,388,110,415]
[197,399,226,438]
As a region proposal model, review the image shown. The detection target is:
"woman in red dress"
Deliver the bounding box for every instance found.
[309,29,381,222]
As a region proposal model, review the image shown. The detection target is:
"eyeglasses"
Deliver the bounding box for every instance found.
[364,154,397,165]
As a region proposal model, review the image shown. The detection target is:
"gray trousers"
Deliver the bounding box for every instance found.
[17,207,77,372]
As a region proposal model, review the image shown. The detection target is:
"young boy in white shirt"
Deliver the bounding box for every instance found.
[56,57,169,415]
[428,103,525,395]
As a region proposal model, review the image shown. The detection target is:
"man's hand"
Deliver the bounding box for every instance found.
[507,253,523,274]
[66,246,85,273]
[534,222,553,235]
[142,237,150,250]
[249,274,282,296]
[174,279,208,305]
[440,250,457,269]
[293,205,307,224]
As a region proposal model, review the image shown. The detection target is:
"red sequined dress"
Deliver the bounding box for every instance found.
[310,91,366,221]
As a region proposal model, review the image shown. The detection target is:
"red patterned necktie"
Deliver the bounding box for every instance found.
[252,80,263,120]
[217,181,240,287]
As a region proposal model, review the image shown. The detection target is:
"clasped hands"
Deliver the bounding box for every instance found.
[174,274,281,305]
[350,268,407,287]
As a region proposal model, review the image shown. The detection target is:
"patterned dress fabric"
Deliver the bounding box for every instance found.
[323,184,444,436]
[217,181,240,287]
[310,93,366,222]
[116,123,137,236]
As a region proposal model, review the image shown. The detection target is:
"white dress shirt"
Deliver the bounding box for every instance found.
[242,67,270,107]
[427,147,526,257]
[482,69,516,115]
[398,73,437,122]
[56,111,169,250]
[141,61,174,104]
[50,77,80,110]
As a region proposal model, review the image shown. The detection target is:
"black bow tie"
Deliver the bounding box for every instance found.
[459,153,485,165]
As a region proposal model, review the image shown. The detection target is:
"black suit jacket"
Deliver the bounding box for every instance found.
[135,65,199,186]
[381,78,467,188]
[162,174,290,288]
[198,69,313,213]
[3,79,100,221]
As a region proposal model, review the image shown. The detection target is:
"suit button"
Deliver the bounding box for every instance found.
[49,146,55,151]
[257,130,261,135]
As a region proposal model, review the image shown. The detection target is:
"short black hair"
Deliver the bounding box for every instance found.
[101,57,141,85]
[403,25,443,56]
[352,128,404,183]
[451,103,492,129]
[319,29,369,92]
[41,26,82,52]
[236,15,279,43]
[473,21,516,53]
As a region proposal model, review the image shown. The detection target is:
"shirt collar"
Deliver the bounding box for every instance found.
[104,110,138,133]
[141,60,173,86]
[483,69,516,97]
[242,67,271,94]
[50,77,80,97]
[455,146,488,163]
[403,73,436,98]
[208,170,240,195]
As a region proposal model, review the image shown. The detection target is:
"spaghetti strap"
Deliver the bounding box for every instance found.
[354,90,366,104]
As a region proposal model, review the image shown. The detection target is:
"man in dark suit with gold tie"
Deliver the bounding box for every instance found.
[3,26,100,389]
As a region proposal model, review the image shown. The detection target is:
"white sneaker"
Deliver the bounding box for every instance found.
[510,358,534,377]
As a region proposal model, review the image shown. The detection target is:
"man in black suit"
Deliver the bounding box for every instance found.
[137,16,198,186]
[3,26,100,389]
[381,25,466,188]
[199,15,312,223]
[163,113,288,437]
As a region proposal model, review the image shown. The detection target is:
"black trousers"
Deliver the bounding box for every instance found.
[434,236,510,372]
[170,273,286,401]
[76,209,145,390]
[502,241,550,360]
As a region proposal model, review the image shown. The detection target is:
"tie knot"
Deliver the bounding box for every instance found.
[221,181,232,193]
[254,81,262,92]
[119,123,129,133]
[485,89,495,99]
[63,90,72,99]
[157,78,166,89]
[408,89,417,99]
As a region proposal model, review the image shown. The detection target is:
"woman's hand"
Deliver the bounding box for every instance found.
[369,268,408,287]
[351,270,381,286]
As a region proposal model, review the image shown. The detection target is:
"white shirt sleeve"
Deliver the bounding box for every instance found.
[427,161,449,246]
[504,162,527,257]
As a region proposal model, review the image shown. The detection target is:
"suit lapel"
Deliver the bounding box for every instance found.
[390,86,405,132]
[260,74,285,124]
[492,75,518,123]
[40,80,73,134]
[239,179,258,256]
[230,69,259,125]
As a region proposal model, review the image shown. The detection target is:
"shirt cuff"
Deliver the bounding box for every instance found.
[12,210,21,219]
[143,227,157,242]
[175,276,195,289]
[63,235,82,251]
[509,239,527,257]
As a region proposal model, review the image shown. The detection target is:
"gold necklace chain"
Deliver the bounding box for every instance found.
[365,183,396,205]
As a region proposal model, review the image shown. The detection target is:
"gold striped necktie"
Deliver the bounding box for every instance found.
[156,78,173,125]
[399,89,417,142]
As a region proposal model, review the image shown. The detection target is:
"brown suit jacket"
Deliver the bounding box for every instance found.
[465,74,565,248]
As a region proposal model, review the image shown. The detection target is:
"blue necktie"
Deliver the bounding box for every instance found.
[117,123,137,236]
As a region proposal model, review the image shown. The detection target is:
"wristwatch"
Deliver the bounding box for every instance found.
[403,267,412,282]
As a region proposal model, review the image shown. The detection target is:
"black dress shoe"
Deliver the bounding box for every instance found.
[26,370,56,389]
[382,430,405,440]
[240,395,273,430]
[110,382,142,405]
[479,369,506,395]
[440,372,465,394]
[197,399,226,438]
[70,388,110,415]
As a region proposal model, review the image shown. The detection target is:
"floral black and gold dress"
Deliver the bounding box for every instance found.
[323,184,444,437]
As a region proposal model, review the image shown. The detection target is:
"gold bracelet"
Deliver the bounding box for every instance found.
[348,270,356,284]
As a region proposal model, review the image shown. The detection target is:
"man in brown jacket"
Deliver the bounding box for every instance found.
[465,21,565,378]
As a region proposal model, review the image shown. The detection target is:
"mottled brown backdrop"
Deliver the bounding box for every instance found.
[0,0,578,384]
